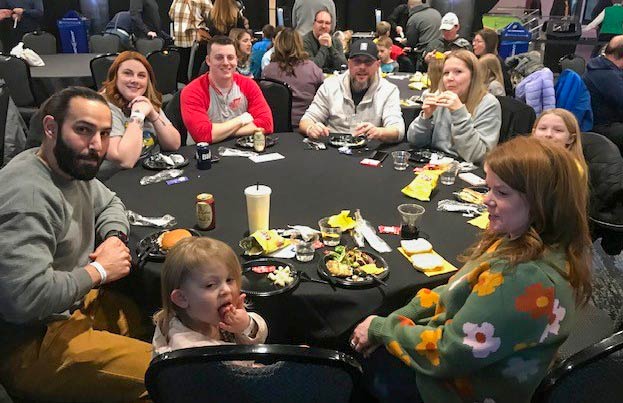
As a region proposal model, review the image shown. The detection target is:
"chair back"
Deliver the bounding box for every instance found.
[255,78,293,132]
[533,331,623,403]
[396,54,415,73]
[496,96,536,143]
[147,49,181,95]
[0,54,37,107]
[90,53,118,90]
[559,54,586,76]
[145,344,362,403]
[0,80,10,166]
[136,37,165,55]
[188,41,209,82]
[89,33,121,54]
[164,89,188,146]
[22,31,57,54]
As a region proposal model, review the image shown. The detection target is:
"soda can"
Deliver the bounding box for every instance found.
[196,142,212,170]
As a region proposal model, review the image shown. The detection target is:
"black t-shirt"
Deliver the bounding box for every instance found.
[351,87,368,107]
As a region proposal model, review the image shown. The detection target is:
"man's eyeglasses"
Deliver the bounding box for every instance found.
[350,57,376,66]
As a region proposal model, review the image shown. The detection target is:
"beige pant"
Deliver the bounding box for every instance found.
[1,289,152,402]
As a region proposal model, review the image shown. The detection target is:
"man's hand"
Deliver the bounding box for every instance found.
[147,31,157,39]
[238,112,254,126]
[196,28,210,42]
[396,26,404,37]
[318,33,332,47]
[306,121,330,139]
[88,237,132,284]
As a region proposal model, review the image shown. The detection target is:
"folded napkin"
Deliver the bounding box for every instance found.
[359,220,391,253]
[398,247,458,277]
[468,212,489,230]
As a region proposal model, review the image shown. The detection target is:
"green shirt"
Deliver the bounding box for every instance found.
[369,239,576,403]
[602,5,623,35]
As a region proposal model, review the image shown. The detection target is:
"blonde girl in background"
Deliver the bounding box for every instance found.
[152,237,267,356]
[479,53,506,96]
[229,28,253,76]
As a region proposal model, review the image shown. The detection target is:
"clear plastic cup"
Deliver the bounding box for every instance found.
[440,162,460,185]
[391,151,410,171]
[318,217,342,247]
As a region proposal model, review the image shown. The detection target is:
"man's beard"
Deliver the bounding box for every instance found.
[350,73,376,92]
[54,135,104,180]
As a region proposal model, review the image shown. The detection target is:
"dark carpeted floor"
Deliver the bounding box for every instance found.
[591,238,623,330]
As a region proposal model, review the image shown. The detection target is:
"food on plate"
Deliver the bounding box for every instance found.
[267,266,295,287]
[400,238,433,255]
[410,252,444,271]
[251,265,276,274]
[158,229,193,250]
[325,246,386,281]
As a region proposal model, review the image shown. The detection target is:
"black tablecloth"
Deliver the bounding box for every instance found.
[30,54,97,102]
[106,133,480,348]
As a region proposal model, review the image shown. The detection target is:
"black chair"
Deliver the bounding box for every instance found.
[197,60,209,77]
[496,96,536,143]
[396,54,415,73]
[22,31,57,54]
[145,344,362,403]
[533,330,623,403]
[188,41,208,82]
[147,49,180,96]
[135,37,165,55]
[255,77,293,132]
[581,131,623,255]
[164,89,188,146]
[559,54,586,76]
[89,33,121,54]
[0,80,10,166]
[556,302,614,361]
[0,54,39,121]
[90,53,118,90]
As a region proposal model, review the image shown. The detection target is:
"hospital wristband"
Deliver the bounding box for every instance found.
[89,261,107,285]
[129,110,146,125]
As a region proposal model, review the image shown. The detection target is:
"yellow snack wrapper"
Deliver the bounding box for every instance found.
[398,247,458,277]
[401,169,444,201]
[328,210,356,231]
[409,81,424,91]
[468,212,490,230]
[239,230,291,255]
[359,263,386,275]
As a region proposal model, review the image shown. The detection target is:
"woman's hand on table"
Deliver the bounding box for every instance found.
[129,96,158,122]
[351,315,381,357]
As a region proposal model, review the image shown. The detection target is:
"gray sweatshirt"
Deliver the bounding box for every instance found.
[407,93,501,163]
[0,149,129,325]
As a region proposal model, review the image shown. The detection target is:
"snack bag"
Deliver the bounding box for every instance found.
[239,230,291,255]
[401,169,444,201]
[328,210,356,231]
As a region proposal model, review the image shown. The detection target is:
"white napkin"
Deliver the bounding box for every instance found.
[288,225,320,242]
[359,221,392,253]
[267,244,296,259]
[217,146,258,158]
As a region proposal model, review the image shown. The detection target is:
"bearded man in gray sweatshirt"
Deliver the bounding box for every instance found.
[0,86,151,402]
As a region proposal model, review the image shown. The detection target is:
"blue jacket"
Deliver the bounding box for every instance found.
[555,69,594,131]
[583,56,623,126]
[250,38,272,78]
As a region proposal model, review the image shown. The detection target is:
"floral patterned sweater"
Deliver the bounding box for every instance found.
[368,239,576,403]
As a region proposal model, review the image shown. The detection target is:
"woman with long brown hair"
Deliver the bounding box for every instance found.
[229,28,252,76]
[206,0,244,37]
[261,27,323,127]
[407,49,501,163]
[479,53,506,96]
[351,136,592,403]
[100,51,180,176]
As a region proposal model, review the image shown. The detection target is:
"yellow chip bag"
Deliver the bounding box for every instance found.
[239,230,291,255]
[328,210,356,231]
[401,169,444,201]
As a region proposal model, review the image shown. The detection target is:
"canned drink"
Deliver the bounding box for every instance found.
[196,193,216,230]
[196,142,212,170]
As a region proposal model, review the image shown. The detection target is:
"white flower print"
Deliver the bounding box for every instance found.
[462,322,501,358]
[502,357,540,382]
[540,299,566,342]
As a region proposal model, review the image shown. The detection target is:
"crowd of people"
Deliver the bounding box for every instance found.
[0,0,623,402]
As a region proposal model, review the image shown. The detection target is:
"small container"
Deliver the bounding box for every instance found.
[196,142,212,170]
[253,129,265,153]
[196,193,216,230]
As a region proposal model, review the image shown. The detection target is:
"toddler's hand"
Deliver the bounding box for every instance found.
[218,293,250,334]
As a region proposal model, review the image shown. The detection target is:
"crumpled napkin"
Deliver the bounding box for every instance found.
[217,146,258,158]
[328,210,357,231]
[126,210,176,228]
[288,225,320,242]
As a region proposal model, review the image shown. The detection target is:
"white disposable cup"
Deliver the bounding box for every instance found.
[244,185,271,234]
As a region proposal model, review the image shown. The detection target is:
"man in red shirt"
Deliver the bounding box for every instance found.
[181,35,273,144]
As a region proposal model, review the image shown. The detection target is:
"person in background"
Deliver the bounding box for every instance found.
[479,53,506,96]
[130,0,163,39]
[229,28,252,76]
[424,12,472,64]
[104,11,135,51]
[333,29,353,56]
[260,25,284,72]
[582,35,623,153]
[250,24,275,78]
[303,9,347,72]
[169,0,213,84]
[530,108,588,175]
[583,0,623,42]
[262,27,323,128]
[351,135,591,403]
[403,0,442,55]
[407,50,501,163]
[181,36,273,144]
[425,51,445,94]
[387,0,418,40]
[376,21,405,61]
[206,0,245,37]
[99,51,180,179]
[292,0,336,36]
[377,36,399,73]
[299,39,405,143]
[472,0,499,33]
[0,86,152,402]
[472,27,513,96]
[153,237,267,356]
[0,0,43,50]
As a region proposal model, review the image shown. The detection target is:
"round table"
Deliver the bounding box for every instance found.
[385,72,423,128]
[106,133,480,348]
[29,53,98,102]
